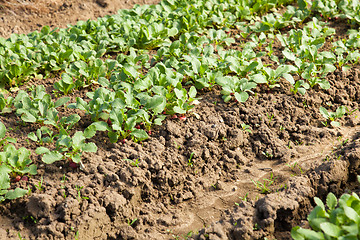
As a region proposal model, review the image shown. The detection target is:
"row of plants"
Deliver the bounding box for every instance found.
[292,176,360,239]
[0,0,297,88]
[2,0,360,89]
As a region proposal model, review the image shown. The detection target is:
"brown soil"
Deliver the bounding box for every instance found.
[1,1,360,240]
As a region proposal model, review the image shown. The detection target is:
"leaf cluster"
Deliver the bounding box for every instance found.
[292,190,360,239]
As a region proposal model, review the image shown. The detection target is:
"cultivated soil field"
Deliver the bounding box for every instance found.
[1,0,360,239]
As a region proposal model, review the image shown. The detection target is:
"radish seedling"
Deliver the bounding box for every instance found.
[319,106,346,127]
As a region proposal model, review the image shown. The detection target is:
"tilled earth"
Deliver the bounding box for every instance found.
[1,1,360,240]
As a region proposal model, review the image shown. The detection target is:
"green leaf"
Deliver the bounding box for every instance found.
[6,137,16,144]
[130,129,148,141]
[28,164,37,175]
[0,121,5,139]
[319,107,330,119]
[336,106,346,118]
[54,97,70,108]
[108,131,118,143]
[28,132,38,142]
[341,223,359,236]
[188,86,197,99]
[191,58,201,74]
[71,153,82,164]
[84,125,97,138]
[72,131,85,147]
[173,106,186,114]
[326,192,337,211]
[145,95,166,115]
[318,80,330,90]
[283,73,294,85]
[96,48,107,58]
[344,206,360,223]
[234,92,249,103]
[0,172,10,190]
[292,227,324,240]
[291,226,305,240]
[62,114,81,125]
[90,121,111,131]
[320,222,342,237]
[154,115,166,125]
[35,147,50,155]
[4,188,28,200]
[315,197,325,210]
[21,111,36,123]
[42,151,63,164]
[283,50,296,61]
[82,142,97,153]
[251,73,267,84]
[61,73,73,85]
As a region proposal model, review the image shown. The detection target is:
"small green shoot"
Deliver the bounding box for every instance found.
[188,152,195,167]
[252,172,277,194]
[262,151,273,159]
[127,218,137,226]
[241,123,252,133]
[35,176,44,192]
[266,113,274,123]
[75,186,88,202]
[235,193,249,206]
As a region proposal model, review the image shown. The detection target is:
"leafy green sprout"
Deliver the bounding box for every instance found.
[74,186,88,202]
[292,176,360,239]
[277,183,288,192]
[74,231,79,240]
[22,215,38,224]
[173,141,181,150]
[60,174,67,198]
[28,127,54,145]
[235,193,249,206]
[241,123,252,133]
[18,233,27,240]
[345,107,358,116]
[286,162,304,174]
[251,172,277,194]
[262,151,273,159]
[266,113,274,123]
[127,218,137,226]
[125,158,139,167]
[319,106,346,127]
[188,152,195,167]
[35,176,44,192]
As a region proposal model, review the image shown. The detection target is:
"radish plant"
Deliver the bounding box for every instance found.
[35,129,97,165]
[292,181,360,239]
[216,76,257,103]
[28,127,55,146]
[319,106,346,127]
[0,144,37,189]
